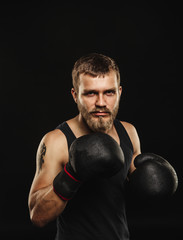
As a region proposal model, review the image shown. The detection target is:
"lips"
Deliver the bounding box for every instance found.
[91,111,110,117]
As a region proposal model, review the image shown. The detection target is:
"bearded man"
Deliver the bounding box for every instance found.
[28,53,143,240]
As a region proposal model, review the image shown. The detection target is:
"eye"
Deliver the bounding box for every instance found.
[105,90,115,96]
[88,92,95,96]
[84,91,96,97]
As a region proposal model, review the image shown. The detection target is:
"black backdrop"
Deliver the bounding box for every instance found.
[0,2,182,240]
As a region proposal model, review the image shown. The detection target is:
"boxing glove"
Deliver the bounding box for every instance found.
[53,132,125,201]
[129,153,178,198]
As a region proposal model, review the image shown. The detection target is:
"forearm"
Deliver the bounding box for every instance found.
[29,184,67,227]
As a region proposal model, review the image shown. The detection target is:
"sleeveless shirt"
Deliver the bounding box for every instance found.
[55,119,133,240]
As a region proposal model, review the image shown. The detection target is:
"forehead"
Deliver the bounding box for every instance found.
[79,71,118,90]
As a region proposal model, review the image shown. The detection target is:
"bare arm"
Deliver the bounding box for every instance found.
[28,130,68,227]
[121,121,141,175]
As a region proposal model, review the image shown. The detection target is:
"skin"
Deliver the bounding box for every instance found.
[28,70,141,227]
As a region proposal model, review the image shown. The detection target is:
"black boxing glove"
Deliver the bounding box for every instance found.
[129,153,178,198]
[53,132,125,201]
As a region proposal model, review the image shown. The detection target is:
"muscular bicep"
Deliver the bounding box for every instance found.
[129,125,141,175]
[36,141,47,174]
[30,130,68,194]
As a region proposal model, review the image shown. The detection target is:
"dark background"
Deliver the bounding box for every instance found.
[0,2,182,239]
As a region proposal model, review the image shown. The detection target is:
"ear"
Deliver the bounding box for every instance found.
[119,86,122,96]
[71,88,77,103]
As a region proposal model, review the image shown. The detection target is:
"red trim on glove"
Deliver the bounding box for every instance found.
[64,164,81,183]
[53,187,71,201]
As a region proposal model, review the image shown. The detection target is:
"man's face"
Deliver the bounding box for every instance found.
[72,71,122,133]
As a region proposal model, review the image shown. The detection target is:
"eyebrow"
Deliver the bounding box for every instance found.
[82,88,117,95]
[83,88,116,93]
[104,88,116,92]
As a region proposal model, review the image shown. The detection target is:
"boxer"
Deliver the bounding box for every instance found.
[28,53,178,240]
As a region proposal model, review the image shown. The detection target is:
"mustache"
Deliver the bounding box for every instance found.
[90,108,112,114]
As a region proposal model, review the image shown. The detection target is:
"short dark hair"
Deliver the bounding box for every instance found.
[72,53,120,92]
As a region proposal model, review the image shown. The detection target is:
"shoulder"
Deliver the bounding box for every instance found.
[120,121,135,130]
[37,129,69,167]
[120,121,137,136]
[42,129,66,147]
[120,121,141,154]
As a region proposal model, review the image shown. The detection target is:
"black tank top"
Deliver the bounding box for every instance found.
[55,119,133,240]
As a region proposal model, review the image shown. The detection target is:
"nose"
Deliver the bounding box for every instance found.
[95,93,106,107]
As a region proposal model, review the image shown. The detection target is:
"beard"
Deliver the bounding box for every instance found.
[77,101,120,133]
